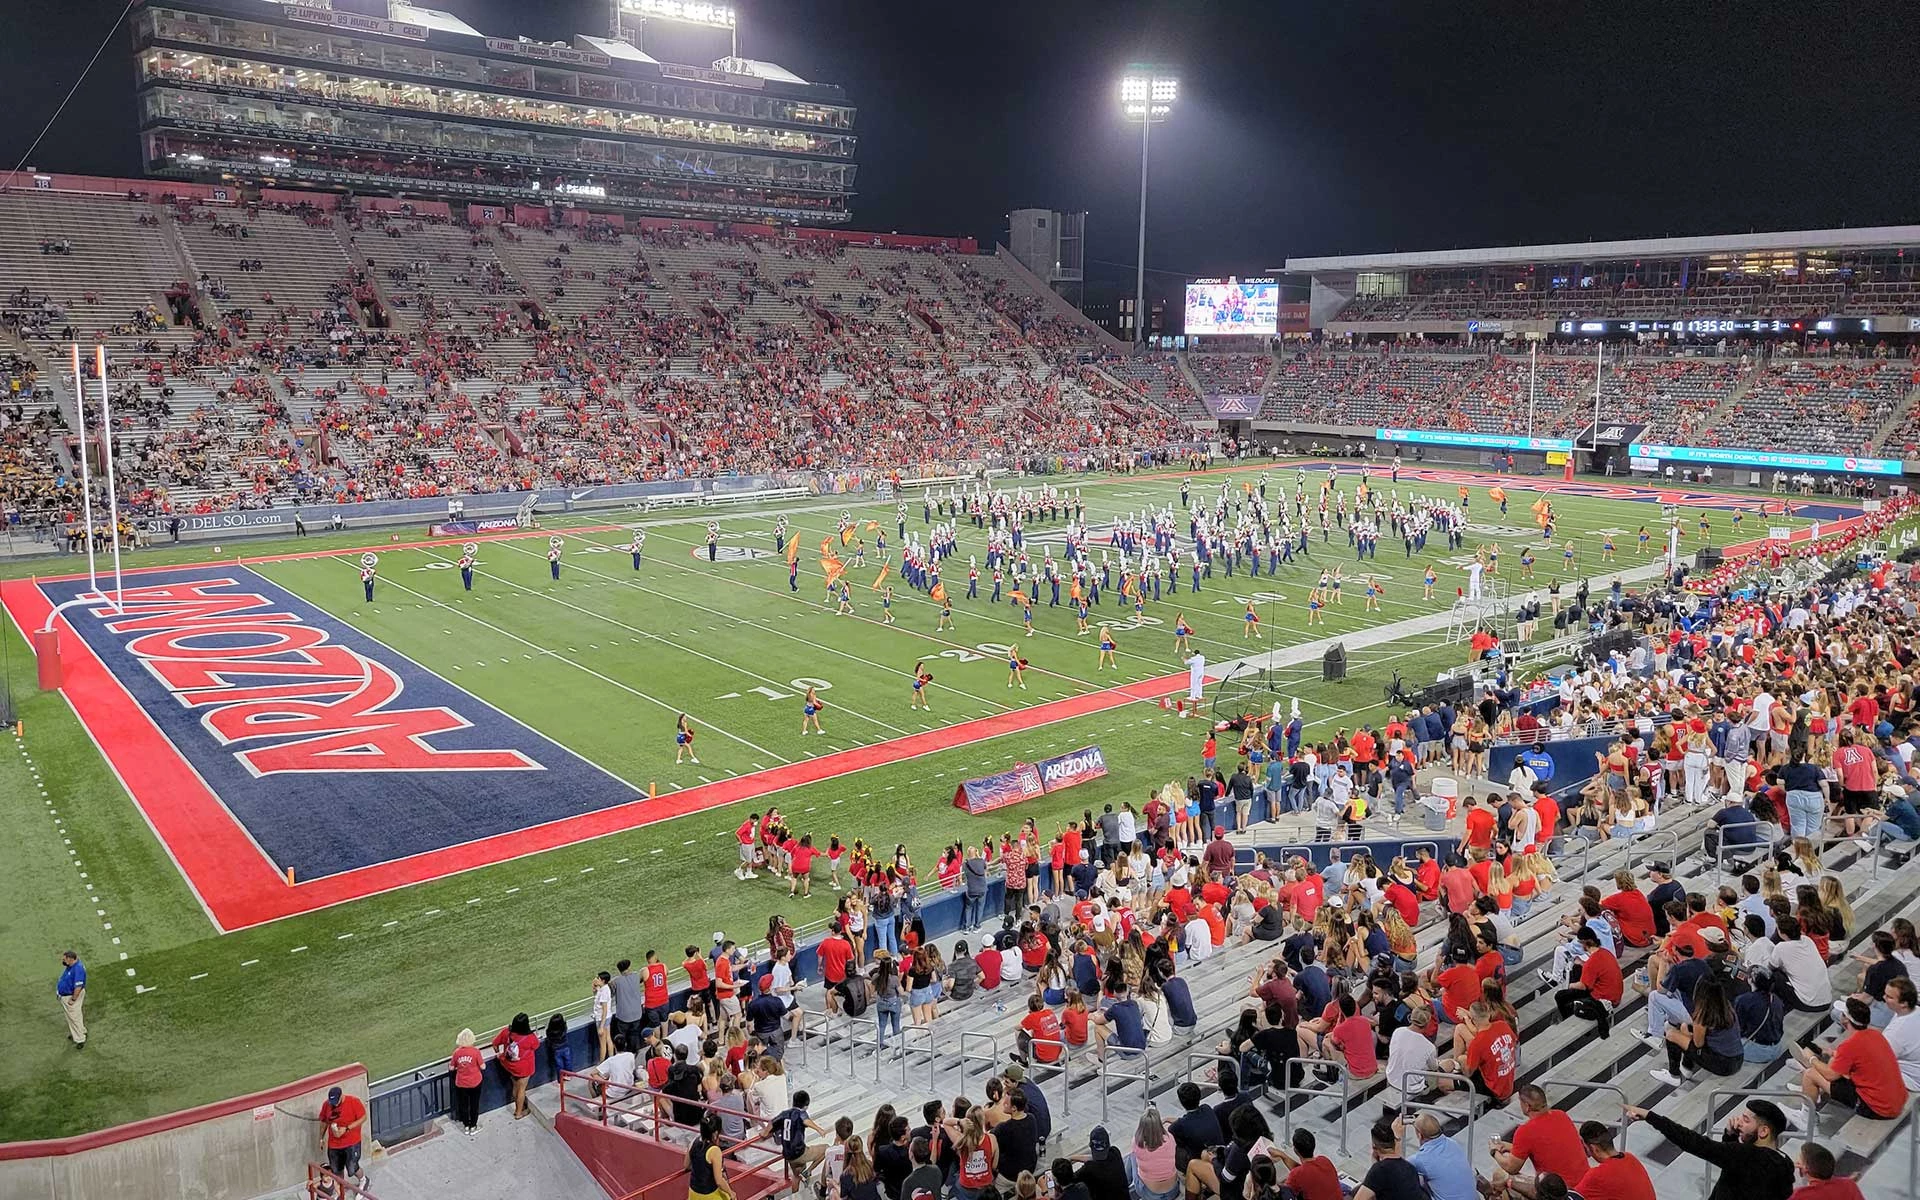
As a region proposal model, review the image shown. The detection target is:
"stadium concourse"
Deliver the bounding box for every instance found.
[254,517,1920,1200]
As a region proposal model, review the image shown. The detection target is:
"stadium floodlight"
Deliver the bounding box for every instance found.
[1119,68,1177,351]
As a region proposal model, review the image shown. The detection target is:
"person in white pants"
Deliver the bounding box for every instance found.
[1681,715,1714,805]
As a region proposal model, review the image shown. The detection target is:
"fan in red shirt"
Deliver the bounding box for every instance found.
[642,951,670,1022]
[318,1086,370,1188]
[1383,872,1420,927]
[1457,1004,1518,1103]
[1019,996,1064,1062]
[1463,797,1497,851]
[1491,1087,1589,1192]
[1574,1124,1656,1200]
[1600,875,1656,947]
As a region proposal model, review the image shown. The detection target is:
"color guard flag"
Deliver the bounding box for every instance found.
[930,581,948,603]
[785,537,800,566]
[869,564,888,591]
[841,527,855,547]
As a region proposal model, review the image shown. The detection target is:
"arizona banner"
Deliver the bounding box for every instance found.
[953,762,1045,814]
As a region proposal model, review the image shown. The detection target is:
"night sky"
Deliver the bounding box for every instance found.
[6,0,1920,299]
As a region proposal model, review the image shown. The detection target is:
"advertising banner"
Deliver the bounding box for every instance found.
[953,763,1045,814]
[1035,745,1109,793]
[429,517,521,537]
[1627,443,1903,477]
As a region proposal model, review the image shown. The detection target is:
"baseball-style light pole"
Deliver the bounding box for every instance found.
[1119,68,1177,350]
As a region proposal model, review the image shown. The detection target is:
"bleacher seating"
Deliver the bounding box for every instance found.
[0,188,1183,520]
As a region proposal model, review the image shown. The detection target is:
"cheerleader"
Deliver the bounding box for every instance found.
[1601,533,1616,562]
[1561,540,1576,573]
[1021,600,1036,637]
[1075,599,1091,636]
[1243,601,1262,641]
[1422,564,1437,600]
[1006,649,1029,690]
[1519,547,1535,578]
[881,585,896,625]
[1329,567,1345,606]
[910,661,935,710]
[457,543,476,592]
[1306,591,1325,626]
[1172,614,1193,656]
[1097,626,1118,670]
[826,835,845,891]
[675,713,699,764]
[801,686,826,736]
[1637,525,1651,555]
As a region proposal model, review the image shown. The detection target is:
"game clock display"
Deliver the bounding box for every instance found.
[1555,316,1874,338]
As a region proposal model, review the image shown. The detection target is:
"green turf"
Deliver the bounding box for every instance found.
[0,464,1811,1139]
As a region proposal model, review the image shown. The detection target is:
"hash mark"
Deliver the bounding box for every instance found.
[290,946,308,954]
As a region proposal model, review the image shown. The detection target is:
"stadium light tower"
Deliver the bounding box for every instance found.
[1119,68,1176,350]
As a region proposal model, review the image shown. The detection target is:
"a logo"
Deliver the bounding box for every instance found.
[38,566,645,884]
[570,489,595,501]
[1598,426,1627,442]
[691,546,776,562]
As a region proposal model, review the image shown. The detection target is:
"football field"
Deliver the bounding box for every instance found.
[0,461,1841,1137]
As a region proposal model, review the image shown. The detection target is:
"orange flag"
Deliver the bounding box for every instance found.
[841,527,855,547]
[931,581,948,603]
[869,564,889,591]
[786,537,800,567]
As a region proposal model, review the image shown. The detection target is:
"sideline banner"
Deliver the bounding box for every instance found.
[953,763,1044,814]
[952,744,1109,813]
[1036,745,1109,793]
[429,517,520,537]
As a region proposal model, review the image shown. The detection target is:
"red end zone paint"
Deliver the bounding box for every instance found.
[3,570,1188,931]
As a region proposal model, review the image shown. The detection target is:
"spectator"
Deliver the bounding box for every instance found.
[1794,997,1910,1120]
[449,1029,484,1136]
[1788,1142,1867,1200]
[1574,1120,1656,1200]
[490,1012,539,1120]
[1402,1112,1476,1200]
[1353,1119,1423,1200]
[1127,1108,1181,1200]
[1627,1099,1794,1200]
[1488,1086,1589,1199]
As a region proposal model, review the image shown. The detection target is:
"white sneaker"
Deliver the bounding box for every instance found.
[1648,1069,1686,1087]
[1642,1034,1666,1050]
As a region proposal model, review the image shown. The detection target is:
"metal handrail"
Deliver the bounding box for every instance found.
[898,1023,939,1091]
[1097,1045,1151,1123]
[1630,831,1679,875]
[958,1031,1002,1092]
[1182,1049,1244,1099]
[1538,1075,1629,1147]
[1695,1089,1814,1200]
[790,1003,833,1071]
[1275,1055,1354,1157]
[1025,1036,1073,1121]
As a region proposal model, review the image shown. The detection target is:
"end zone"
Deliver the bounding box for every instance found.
[3,565,1194,933]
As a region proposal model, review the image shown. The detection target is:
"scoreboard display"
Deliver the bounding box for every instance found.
[1555,317,1874,338]
[1185,278,1279,336]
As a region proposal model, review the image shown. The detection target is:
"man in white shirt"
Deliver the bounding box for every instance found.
[1760,918,1832,1011]
[1383,1006,1438,1111]
[1116,804,1138,848]
[1882,978,1920,1089]
[583,1045,640,1120]
[1183,914,1214,965]
[666,1011,705,1059]
[1749,689,1774,735]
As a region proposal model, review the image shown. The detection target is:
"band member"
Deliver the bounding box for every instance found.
[628,529,647,570]
[359,553,377,602]
[706,521,720,562]
[458,543,476,592]
[548,536,564,580]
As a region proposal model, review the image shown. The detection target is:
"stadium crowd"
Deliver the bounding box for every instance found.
[407,513,1920,1200]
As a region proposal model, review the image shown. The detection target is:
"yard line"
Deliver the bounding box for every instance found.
[338,561,788,764]
[240,959,259,967]
[491,540,1013,724]
[458,542,923,737]
[189,972,208,981]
